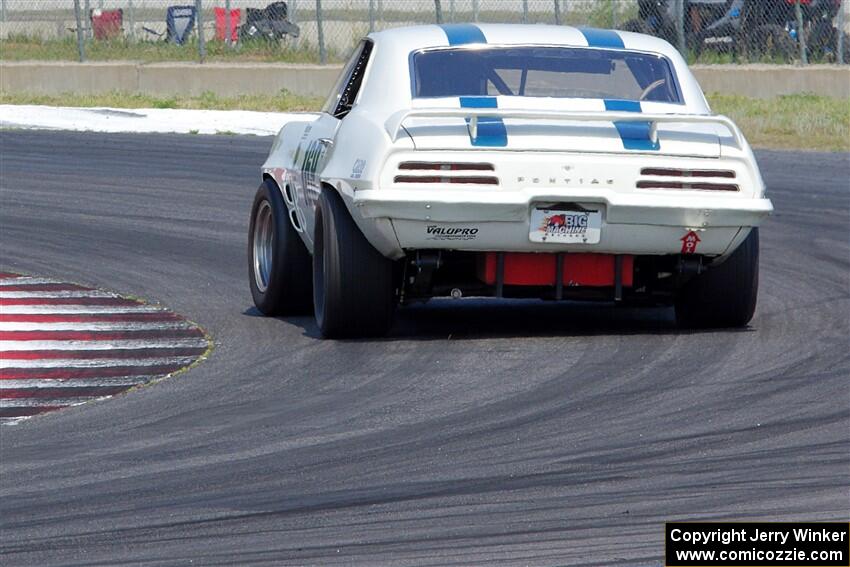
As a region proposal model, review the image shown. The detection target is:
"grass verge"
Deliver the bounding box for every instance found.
[0,89,323,112]
[0,90,846,151]
[706,93,849,152]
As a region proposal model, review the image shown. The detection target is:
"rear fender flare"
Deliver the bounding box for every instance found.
[319,180,403,260]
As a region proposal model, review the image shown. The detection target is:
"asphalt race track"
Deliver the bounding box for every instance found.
[1,130,848,566]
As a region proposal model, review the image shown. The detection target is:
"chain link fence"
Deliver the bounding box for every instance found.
[0,0,847,64]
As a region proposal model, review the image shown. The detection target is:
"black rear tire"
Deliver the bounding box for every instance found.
[248,178,313,315]
[675,228,760,328]
[313,187,396,338]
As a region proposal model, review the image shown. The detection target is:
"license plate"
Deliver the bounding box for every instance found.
[529,208,601,244]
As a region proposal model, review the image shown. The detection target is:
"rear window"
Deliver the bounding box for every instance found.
[412,46,681,104]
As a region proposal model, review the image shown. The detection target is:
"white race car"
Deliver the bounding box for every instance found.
[249,24,773,338]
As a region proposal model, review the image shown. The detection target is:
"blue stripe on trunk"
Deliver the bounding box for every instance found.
[604,99,660,151]
[460,97,508,147]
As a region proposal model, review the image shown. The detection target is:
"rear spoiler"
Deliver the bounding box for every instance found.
[385,108,745,150]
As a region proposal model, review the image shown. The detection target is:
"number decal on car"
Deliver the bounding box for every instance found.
[300,139,326,205]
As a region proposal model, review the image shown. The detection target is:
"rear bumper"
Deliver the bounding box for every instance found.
[352,187,773,256]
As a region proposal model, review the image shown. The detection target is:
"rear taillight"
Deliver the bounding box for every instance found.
[636,181,739,191]
[395,161,498,185]
[398,161,494,171]
[394,175,499,185]
[640,168,735,178]
[637,167,738,191]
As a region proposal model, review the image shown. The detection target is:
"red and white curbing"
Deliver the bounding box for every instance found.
[0,273,210,425]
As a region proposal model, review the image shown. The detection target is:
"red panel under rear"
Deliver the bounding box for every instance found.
[477,253,633,287]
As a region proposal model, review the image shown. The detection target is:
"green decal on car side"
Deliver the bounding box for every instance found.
[300,139,326,205]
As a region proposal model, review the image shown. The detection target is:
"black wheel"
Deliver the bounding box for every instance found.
[248,178,313,315]
[313,186,395,338]
[747,24,797,62]
[808,22,850,63]
[807,20,835,61]
[675,228,760,329]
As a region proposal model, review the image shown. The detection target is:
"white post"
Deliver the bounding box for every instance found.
[196,0,206,63]
[317,0,327,64]
[795,0,808,65]
[74,0,86,61]
[84,0,91,38]
[225,0,232,46]
[128,0,135,40]
[676,0,686,55]
[837,2,845,65]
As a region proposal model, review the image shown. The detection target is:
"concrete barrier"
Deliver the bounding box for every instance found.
[0,61,140,94]
[136,62,342,97]
[1,61,848,100]
[0,61,344,98]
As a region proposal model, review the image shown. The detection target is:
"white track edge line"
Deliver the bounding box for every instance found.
[0,378,156,388]
[0,356,201,369]
[0,339,208,351]
[0,322,193,331]
[1,305,167,314]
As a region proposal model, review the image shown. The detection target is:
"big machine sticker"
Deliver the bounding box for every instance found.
[542,212,588,237]
[529,207,601,244]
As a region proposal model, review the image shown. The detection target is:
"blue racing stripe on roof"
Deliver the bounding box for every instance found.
[439,23,487,45]
[460,97,507,147]
[603,99,641,113]
[436,27,506,147]
[460,96,497,109]
[604,99,660,151]
[579,28,625,49]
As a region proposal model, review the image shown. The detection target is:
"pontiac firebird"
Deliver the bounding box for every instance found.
[248,24,773,338]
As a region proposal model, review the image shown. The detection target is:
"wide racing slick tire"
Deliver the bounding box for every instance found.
[313,186,395,339]
[248,178,313,315]
[675,228,760,329]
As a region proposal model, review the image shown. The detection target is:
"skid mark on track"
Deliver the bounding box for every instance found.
[0,272,211,425]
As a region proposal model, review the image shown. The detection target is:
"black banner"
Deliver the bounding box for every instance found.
[665,522,850,567]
